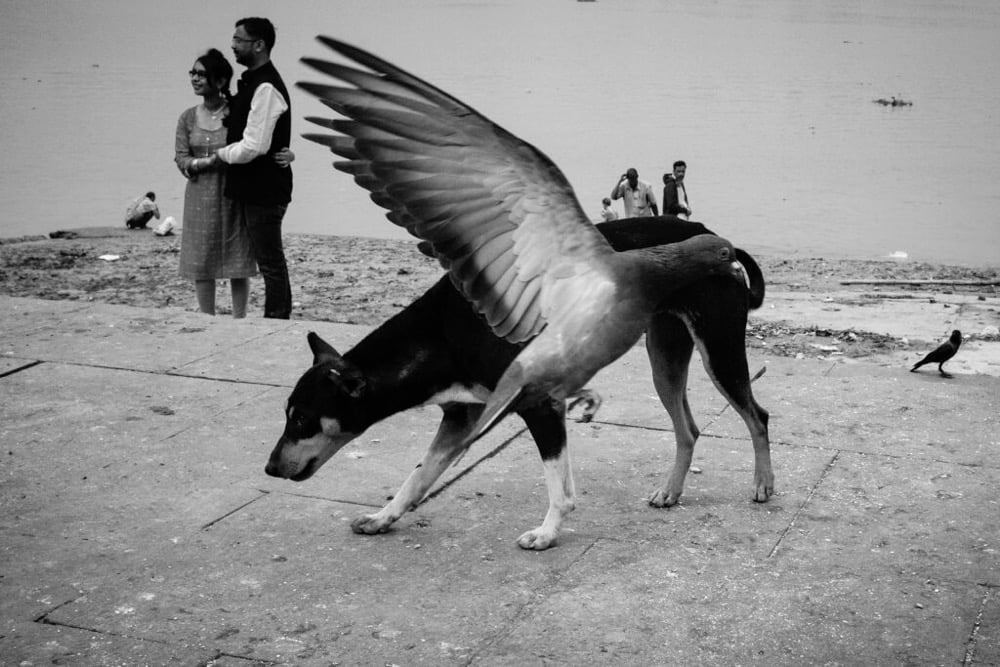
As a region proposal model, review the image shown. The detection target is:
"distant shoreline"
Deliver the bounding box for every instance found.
[2,226,998,366]
[3,225,999,272]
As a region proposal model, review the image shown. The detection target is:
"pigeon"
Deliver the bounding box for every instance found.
[910,329,962,377]
[298,37,746,449]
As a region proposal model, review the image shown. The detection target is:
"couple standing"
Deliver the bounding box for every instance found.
[174,17,293,319]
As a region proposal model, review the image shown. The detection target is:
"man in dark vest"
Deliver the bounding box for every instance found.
[209,17,293,319]
[662,160,692,220]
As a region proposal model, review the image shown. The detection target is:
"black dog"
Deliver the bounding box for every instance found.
[266,217,773,549]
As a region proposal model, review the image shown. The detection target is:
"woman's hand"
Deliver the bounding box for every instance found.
[177,160,196,181]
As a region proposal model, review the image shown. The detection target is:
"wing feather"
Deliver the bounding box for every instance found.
[299,36,612,342]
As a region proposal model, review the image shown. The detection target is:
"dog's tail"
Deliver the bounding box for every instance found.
[736,248,765,311]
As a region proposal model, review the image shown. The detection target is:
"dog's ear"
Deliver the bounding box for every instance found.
[307,332,367,397]
[327,363,367,398]
[307,331,342,366]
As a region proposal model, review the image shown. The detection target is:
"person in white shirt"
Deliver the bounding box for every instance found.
[202,17,294,319]
[610,168,659,218]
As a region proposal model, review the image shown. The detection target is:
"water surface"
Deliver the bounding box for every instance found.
[1,0,997,266]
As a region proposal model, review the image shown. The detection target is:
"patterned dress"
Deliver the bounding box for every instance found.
[174,105,257,280]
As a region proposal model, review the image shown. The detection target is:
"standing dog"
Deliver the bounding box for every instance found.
[266,217,772,550]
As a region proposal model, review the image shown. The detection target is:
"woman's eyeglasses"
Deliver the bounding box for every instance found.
[188,70,209,79]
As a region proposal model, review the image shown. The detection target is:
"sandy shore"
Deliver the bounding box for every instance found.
[2,226,998,360]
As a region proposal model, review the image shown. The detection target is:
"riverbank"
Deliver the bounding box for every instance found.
[2,227,998,363]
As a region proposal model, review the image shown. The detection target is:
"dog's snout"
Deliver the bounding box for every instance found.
[265,437,291,478]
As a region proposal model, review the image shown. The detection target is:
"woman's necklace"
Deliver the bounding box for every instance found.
[202,98,226,120]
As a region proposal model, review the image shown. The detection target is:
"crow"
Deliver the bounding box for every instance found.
[911,329,962,377]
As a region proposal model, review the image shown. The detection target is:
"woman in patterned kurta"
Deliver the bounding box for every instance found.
[175,49,263,317]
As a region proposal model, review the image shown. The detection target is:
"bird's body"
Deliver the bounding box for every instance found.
[911,329,962,377]
[475,240,742,440]
[298,37,744,449]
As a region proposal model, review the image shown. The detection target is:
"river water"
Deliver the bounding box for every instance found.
[1,0,997,266]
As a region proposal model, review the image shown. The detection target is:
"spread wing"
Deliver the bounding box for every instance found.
[298,36,612,343]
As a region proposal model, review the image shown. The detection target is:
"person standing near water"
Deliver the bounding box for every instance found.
[610,168,659,218]
[202,17,294,319]
[175,49,256,318]
[174,48,293,318]
[662,160,692,220]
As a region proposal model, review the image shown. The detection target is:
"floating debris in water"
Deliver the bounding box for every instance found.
[874,96,913,107]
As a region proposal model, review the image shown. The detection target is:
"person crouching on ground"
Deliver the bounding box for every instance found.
[125,191,160,229]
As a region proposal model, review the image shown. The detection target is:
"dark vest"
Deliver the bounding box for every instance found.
[225,61,293,205]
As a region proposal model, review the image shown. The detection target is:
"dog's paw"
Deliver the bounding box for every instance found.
[351,514,394,535]
[648,488,681,508]
[751,468,775,503]
[751,481,774,503]
[516,528,557,550]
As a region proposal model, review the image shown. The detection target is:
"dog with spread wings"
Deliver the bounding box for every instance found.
[280,38,757,548]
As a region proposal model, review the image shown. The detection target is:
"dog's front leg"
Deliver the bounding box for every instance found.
[517,405,575,550]
[351,403,483,535]
[517,450,575,550]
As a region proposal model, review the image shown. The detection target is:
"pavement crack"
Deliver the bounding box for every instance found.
[0,359,43,378]
[32,594,85,623]
[35,616,172,647]
[201,490,271,530]
[767,450,841,559]
[276,489,382,509]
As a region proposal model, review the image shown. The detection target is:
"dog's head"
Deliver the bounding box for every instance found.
[265,332,368,481]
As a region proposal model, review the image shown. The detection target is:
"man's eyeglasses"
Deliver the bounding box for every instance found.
[231,36,259,44]
[188,70,209,79]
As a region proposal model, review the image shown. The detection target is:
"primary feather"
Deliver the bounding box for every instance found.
[299,36,612,344]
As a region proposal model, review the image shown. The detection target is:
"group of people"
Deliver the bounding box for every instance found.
[167,19,691,319]
[602,161,692,222]
[171,16,294,319]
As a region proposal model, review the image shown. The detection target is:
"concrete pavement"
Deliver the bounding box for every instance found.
[1,293,998,665]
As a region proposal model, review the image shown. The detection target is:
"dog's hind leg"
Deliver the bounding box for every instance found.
[645,313,700,508]
[351,403,484,535]
[687,296,774,503]
[516,402,574,550]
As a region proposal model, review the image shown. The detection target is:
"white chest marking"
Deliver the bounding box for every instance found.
[422,383,491,406]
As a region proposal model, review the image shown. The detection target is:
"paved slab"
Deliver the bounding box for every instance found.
[1,295,997,665]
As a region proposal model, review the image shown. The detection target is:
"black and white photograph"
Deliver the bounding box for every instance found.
[1,1,998,664]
